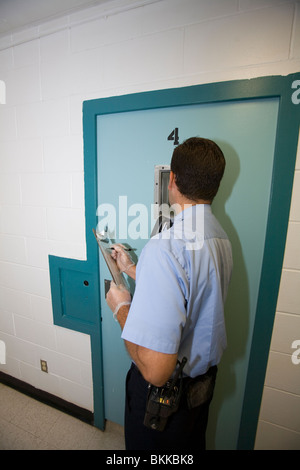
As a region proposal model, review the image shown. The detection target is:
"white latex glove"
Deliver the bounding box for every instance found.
[110,244,135,274]
[106,281,131,320]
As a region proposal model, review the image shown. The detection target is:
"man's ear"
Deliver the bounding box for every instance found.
[168,170,175,190]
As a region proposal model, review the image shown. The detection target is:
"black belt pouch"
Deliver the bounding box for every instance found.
[185,365,217,409]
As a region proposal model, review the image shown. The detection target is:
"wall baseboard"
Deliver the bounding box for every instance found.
[0,371,94,426]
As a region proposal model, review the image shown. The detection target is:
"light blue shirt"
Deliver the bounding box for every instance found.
[121,204,233,377]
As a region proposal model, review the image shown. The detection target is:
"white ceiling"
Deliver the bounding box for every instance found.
[0,0,115,36]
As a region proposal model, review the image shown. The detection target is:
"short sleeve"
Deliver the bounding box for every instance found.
[121,239,188,354]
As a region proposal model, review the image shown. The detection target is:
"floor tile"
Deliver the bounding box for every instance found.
[0,382,125,450]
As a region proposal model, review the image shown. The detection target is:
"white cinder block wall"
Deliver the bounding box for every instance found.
[0,0,299,448]
[255,136,300,450]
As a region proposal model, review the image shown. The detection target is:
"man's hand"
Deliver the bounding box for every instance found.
[106,281,131,319]
[111,244,136,279]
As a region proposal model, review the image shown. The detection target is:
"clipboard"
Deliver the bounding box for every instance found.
[92,229,127,289]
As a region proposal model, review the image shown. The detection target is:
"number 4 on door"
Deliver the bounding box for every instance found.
[168,128,179,145]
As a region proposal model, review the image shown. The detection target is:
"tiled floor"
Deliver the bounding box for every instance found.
[0,383,125,450]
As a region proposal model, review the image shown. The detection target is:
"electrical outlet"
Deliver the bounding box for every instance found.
[40,359,48,373]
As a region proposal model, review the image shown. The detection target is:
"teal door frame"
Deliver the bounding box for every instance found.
[49,73,300,445]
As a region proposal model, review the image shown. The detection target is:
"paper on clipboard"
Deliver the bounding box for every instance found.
[93,229,127,288]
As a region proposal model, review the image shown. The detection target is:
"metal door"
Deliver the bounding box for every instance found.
[97,98,277,448]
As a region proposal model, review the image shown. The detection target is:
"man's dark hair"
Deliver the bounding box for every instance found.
[170,137,225,202]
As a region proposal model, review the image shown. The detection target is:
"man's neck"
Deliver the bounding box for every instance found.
[173,199,211,215]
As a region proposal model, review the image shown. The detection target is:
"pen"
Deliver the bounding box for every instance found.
[108,246,136,252]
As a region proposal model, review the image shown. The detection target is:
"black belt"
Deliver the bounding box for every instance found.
[131,362,217,384]
[182,365,218,384]
[131,362,217,408]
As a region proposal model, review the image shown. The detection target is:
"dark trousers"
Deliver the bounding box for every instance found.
[124,363,217,451]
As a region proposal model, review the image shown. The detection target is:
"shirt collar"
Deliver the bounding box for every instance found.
[173,203,211,223]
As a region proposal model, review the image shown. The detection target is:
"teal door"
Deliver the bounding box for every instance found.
[49,73,299,448]
[97,98,278,448]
